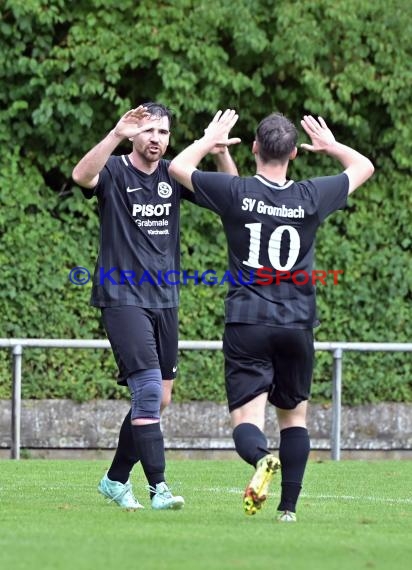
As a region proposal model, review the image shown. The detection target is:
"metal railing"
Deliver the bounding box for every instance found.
[1,338,411,460]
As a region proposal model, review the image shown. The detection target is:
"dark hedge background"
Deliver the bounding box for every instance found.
[0,0,411,403]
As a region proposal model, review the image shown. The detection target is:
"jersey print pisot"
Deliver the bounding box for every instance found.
[85,155,194,308]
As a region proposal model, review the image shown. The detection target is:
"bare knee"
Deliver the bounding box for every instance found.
[230,393,268,430]
[276,400,308,431]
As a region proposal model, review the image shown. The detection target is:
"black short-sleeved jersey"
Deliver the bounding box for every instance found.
[85,155,194,308]
[191,171,349,328]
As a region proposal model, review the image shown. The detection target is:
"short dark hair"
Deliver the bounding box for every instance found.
[255,113,298,163]
[142,102,173,129]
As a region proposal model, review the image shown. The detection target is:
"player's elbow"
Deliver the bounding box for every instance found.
[71,165,84,186]
[168,160,178,179]
[347,159,375,194]
[360,158,375,187]
[168,161,194,191]
[168,160,183,181]
[71,166,97,189]
[364,158,375,179]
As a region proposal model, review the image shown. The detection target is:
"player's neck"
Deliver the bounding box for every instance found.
[128,152,159,175]
[256,164,288,186]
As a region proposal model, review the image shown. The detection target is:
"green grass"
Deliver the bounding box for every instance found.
[0,459,411,570]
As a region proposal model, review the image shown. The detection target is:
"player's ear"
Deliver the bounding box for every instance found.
[252,140,258,155]
[289,146,298,160]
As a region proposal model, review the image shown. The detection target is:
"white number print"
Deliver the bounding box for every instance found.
[243,223,300,271]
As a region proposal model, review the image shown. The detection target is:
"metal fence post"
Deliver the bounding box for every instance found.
[331,348,343,460]
[11,344,23,460]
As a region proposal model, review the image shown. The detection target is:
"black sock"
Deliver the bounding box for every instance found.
[131,423,165,497]
[232,423,270,467]
[277,426,310,512]
[107,409,139,484]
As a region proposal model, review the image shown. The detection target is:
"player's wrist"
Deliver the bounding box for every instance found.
[197,134,219,151]
[110,129,125,141]
[322,140,342,157]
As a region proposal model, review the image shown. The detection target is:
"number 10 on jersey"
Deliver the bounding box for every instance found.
[243,223,301,271]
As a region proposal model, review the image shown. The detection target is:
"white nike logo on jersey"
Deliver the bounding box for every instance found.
[126,186,143,192]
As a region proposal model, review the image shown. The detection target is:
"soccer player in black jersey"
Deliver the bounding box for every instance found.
[169,109,374,521]
[72,103,237,510]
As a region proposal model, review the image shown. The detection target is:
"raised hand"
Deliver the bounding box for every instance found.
[112,106,151,139]
[300,115,336,153]
[203,109,241,150]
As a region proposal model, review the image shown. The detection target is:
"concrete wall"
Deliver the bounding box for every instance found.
[1,400,411,457]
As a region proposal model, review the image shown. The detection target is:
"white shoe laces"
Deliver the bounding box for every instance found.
[147,483,172,498]
[108,481,137,504]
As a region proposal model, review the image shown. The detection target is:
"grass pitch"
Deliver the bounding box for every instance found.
[0,459,411,570]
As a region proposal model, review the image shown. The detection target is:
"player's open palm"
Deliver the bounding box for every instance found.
[113,106,151,139]
[204,109,241,150]
[300,115,336,153]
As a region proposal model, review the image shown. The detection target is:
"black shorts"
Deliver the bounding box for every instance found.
[223,324,314,412]
[101,306,178,385]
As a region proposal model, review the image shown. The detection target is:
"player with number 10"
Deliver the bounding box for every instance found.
[169,109,374,521]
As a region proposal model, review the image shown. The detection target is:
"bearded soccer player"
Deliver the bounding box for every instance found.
[169,109,374,521]
[72,103,237,510]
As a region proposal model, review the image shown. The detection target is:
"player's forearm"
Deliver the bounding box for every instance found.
[214,149,239,175]
[72,130,124,188]
[325,141,374,194]
[325,141,368,169]
[169,137,214,190]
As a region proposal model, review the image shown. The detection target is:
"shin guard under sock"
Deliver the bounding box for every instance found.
[107,409,139,484]
[277,426,310,512]
[232,423,270,467]
[131,423,166,495]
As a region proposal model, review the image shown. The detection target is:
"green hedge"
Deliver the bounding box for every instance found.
[0,0,411,403]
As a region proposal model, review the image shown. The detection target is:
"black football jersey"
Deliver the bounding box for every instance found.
[191,171,349,328]
[86,155,194,308]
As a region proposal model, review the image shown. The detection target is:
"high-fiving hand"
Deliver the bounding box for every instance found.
[300,115,336,153]
[203,109,241,151]
[112,106,152,139]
